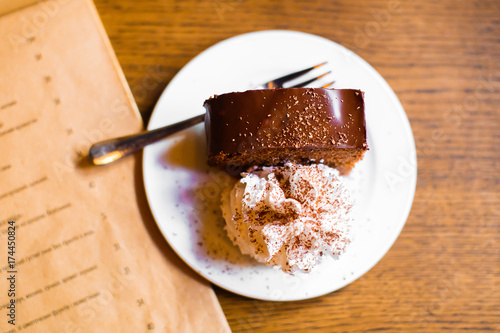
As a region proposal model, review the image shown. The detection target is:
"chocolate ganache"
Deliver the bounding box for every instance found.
[203,88,368,174]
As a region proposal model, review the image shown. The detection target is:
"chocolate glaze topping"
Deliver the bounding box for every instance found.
[204,88,367,158]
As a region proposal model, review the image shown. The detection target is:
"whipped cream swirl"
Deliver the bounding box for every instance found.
[221,163,352,274]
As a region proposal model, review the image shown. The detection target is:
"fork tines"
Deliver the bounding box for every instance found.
[266,62,334,89]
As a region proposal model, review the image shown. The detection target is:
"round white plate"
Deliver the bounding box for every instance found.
[143,30,417,301]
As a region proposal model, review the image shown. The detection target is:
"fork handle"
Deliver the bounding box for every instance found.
[89,114,205,165]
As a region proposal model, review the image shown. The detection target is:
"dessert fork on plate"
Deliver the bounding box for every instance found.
[89,62,333,166]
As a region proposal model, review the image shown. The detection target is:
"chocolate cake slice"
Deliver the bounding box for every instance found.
[203,88,367,175]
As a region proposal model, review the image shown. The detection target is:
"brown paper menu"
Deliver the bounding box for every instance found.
[0,0,231,332]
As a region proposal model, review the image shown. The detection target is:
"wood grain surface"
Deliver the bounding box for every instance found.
[93,0,500,331]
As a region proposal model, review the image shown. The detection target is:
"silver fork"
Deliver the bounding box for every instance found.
[89,62,333,166]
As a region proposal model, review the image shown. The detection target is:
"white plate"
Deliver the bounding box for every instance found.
[143,30,417,301]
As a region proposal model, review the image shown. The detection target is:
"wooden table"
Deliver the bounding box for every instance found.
[93,0,500,331]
